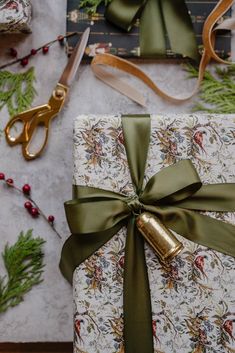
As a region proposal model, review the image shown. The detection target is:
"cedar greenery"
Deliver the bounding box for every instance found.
[187,64,235,114]
[79,0,112,14]
[0,67,37,117]
[0,230,45,314]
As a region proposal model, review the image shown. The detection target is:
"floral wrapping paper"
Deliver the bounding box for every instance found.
[72,114,235,353]
[0,0,31,33]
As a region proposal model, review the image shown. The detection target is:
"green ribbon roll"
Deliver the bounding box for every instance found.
[60,115,235,353]
[105,0,199,60]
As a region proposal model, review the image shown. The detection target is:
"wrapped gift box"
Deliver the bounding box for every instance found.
[0,0,31,34]
[67,0,232,59]
[72,114,235,353]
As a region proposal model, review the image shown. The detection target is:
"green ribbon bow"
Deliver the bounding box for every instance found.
[60,115,235,353]
[105,0,199,60]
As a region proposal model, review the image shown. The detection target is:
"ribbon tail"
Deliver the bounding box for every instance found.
[161,0,199,60]
[146,205,235,258]
[60,187,131,284]
[59,223,124,284]
[172,211,235,257]
[124,217,153,353]
[140,0,166,56]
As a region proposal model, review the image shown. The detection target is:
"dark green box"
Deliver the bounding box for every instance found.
[67,0,232,60]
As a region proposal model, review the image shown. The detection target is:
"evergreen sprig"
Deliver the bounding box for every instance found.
[79,0,112,14]
[0,67,37,117]
[186,64,235,114]
[0,230,45,314]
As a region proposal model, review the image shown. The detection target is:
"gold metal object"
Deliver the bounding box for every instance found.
[4,28,90,161]
[136,212,183,262]
[5,83,68,161]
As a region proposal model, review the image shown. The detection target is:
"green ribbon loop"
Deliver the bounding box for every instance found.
[105,0,199,60]
[141,159,202,204]
[60,114,235,353]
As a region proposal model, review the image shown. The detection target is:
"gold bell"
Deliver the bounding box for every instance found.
[136,212,183,262]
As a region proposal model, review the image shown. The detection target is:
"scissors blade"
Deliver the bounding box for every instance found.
[59,27,90,87]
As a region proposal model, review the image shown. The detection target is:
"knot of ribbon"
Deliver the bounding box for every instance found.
[105,0,199,60]
[127,195,143,214]
[60,115,235,353]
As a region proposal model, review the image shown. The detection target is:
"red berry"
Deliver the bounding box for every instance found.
[21,57,29,67]
[57,35,64,45]
[42,46,49,54]
[0,173,5,180]
[48,215,55,223]
[6,178,14,185]
[22,184,31,194]
[24,201,32,210]
[30,207,39,217]
[31,48,37,55]
[10,48,17,57]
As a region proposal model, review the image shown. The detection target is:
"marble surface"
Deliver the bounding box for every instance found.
[0,0,234,342]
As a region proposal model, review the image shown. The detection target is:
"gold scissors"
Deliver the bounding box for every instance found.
[5,28,90,161]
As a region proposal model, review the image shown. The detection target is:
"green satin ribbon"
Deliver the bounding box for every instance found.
[60,115,235,353]
[105,0,199,60]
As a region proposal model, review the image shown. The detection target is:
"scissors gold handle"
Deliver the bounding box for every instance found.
[5,83,68,160]
[4,28,90,161]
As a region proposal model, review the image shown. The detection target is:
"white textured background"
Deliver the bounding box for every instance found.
[0,0,234,342]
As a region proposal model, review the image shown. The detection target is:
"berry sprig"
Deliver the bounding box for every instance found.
[0,32,78,70]
[0,172,62,239]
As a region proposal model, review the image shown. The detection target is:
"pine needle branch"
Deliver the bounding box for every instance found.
[0,67,37,117]
[186,64,235,114]
[79,0,112,14]
[0,230,45,314]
